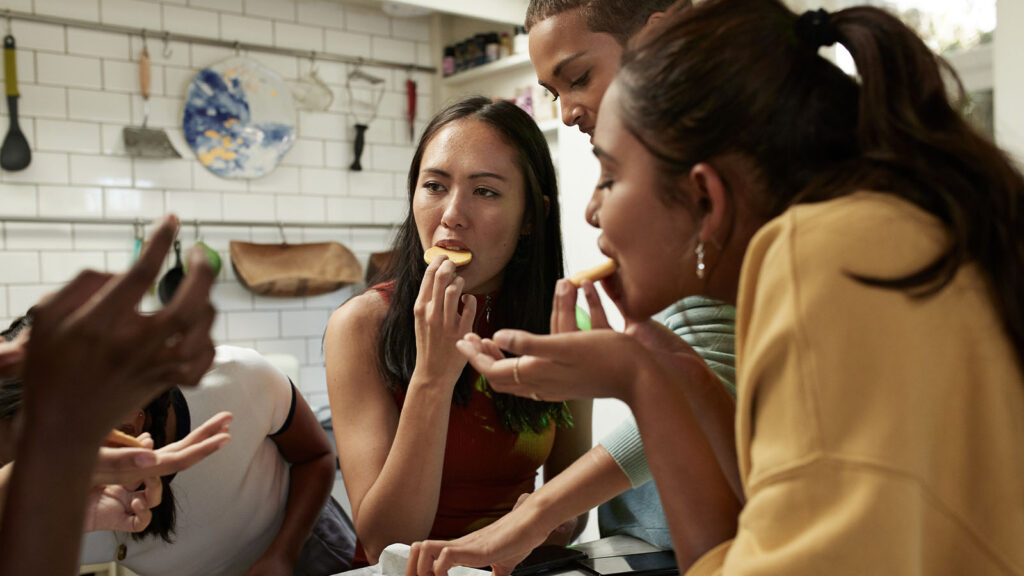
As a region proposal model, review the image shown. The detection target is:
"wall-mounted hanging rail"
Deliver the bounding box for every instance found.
[0,215,397,231]
[1,9,435,74]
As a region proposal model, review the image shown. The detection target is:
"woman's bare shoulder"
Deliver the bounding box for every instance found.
[328,290,389,333]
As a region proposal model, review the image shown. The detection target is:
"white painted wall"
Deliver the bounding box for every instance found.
[995,0,1024,164]
[0,0,435,411]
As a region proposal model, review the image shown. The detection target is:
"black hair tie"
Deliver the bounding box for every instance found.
[796,8,838,48]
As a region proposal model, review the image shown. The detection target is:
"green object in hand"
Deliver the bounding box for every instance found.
[575,306,591,331]
[183,241,223,277]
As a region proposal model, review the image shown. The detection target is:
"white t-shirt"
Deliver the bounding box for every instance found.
[81,346,295,576]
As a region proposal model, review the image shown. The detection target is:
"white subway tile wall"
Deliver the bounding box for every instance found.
[220,14,275,45]
[0,0,431,408]
[100,0,164,29]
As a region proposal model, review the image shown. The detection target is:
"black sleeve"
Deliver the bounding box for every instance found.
[269,378,298,437]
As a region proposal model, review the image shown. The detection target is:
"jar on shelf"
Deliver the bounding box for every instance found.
[473,34,488,67]
[455,40,468,72]
[500,32,512,58]
[443,45,456,76]
[485,33,500,63]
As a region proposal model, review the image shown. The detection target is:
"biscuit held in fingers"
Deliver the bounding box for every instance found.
[568,258,617,287]
[424,245,472,267]
[105,429,144,448]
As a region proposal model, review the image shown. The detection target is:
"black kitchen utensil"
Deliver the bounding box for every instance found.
[345,66,384,172]
[1,34,31,171]
[158,239,184,304]
[350,123,368,171]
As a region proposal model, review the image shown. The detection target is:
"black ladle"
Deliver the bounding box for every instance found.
[158,240,184,304]
[1,34,31,171]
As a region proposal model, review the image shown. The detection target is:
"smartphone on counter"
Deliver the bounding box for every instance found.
[577,551,679,576]
[510,545,588,576]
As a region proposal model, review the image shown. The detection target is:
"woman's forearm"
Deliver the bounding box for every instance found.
[354,377,454,562]
[624,362,740,568]
[0,423,99,575]
[532,445,629,541]
[675,363,742,502]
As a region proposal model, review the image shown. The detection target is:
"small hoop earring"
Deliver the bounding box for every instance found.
[695,242,706,279]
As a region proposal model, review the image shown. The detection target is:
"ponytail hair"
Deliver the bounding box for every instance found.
[617,0,1024,364]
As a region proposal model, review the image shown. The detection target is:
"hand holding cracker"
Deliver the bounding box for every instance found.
[568,258,617,287]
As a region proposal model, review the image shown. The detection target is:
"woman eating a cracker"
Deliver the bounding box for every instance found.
[324,97,591,566]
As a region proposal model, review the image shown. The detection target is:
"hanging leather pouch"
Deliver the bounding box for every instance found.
[229,241,363,297]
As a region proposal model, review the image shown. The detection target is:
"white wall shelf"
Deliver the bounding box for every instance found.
[441,52,532,87]
[385,0,529,25]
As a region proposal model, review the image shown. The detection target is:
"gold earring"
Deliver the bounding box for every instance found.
[695,242,706,279]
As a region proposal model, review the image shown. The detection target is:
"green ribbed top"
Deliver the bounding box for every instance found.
[600,296,736,486]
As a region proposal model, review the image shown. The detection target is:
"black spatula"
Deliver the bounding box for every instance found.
[1,34,30,171]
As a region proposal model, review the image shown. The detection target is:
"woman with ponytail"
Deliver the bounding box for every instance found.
[443,0,1024,574]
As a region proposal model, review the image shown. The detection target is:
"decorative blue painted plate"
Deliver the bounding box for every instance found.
[183,57,296,179]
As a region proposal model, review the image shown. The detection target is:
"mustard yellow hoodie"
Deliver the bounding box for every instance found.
[688,193,1024,575]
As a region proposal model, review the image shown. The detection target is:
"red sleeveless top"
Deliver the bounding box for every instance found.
[351,283,556,565]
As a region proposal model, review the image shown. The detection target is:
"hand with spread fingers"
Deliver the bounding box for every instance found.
[91,411,233,488]
[458,276,638,402]
[459,274,722,407]
[413,256,478,390]
[457,327,653,404]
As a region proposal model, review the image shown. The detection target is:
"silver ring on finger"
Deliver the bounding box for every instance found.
[513,356,522,385]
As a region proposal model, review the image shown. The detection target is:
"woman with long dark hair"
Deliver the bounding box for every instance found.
[325,97,591,565]
[445,1,1024,573]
